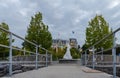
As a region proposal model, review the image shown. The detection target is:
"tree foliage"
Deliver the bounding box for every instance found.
[0,22,10,59]
[23,12,52,53]
[85,15,113,50]
[70,47,80,59]
[56,47,66,59]
[50,47,67,60]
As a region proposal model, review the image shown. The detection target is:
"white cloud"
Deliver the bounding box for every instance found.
[2,0,21,6]
[29,3,38,8]
[45,0,62,8]
[19,8,28,17]
[10,0,20,4]
[54,13,64,20]
[112,12,120,18]
[0,0,120,46]
[95,10,101,15]
[107,0,120,9]
[73,10,93,25]
[0,2,8,8]
[52,1,61,8]
[115,21,120,26]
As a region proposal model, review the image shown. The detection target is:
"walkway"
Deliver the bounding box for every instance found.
[2,64,112,78]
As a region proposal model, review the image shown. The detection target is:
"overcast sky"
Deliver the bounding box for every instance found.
[0,0,120,47]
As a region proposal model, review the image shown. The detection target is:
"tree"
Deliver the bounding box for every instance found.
[23,12,52,53]
[70,47,80,59]
[50,47,67,60]
[56,47,67,59]
[0,22,10,59]
[85,15,113,50]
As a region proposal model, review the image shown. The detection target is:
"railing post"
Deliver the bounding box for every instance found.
[46,50,48,67]
[35,45,38,69]
[85,51,87,66]
[101,47,104,61]
[50,54,52,64]
[81,53,83,65]
[24,48,26,55]
[92,46,95,69]
[112,33,116,78]
[9,33,12,76]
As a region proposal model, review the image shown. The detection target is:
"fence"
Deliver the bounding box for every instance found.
[0,27,52,76]
[81,27,120,78]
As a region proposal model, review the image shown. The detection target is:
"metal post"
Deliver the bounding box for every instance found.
[101,47,103,61]
[50,54,52,64]
[81,53,83,65]
[24,48,25,55]
[35,46,38,69]
[92,46,95,69]
[85,51,87,66]
[46,50,48,67]
[9,33,12,76]
[112,33,116,78]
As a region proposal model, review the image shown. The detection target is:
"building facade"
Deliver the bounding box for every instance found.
[52,39,68,48]
[69,38,78,48]
[52,38,78,48]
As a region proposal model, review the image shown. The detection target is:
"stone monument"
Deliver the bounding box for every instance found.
[63,42,72,59]
[59,40,80,64]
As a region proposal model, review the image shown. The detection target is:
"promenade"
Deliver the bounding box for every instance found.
[2,64,113,78]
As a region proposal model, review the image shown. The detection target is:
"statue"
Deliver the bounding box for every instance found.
[63,42,72,59]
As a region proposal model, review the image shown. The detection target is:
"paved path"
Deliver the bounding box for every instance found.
[2,64,113,78]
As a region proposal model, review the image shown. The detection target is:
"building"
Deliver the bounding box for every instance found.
[69,38,78,48]
[52,38,78,49]
[52,39,68,48]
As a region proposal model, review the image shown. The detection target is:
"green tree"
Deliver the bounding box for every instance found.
[50,47,67,60]
[56,47,66,59]
[0,22,10,59]
[23,12,52,53]
[70,47,80,59]
[85,15,113,50]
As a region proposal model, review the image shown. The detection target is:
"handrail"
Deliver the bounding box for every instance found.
[0,26,52,76]
[82,27,120,78]
[83,27,120,53]
[0,27,37,46]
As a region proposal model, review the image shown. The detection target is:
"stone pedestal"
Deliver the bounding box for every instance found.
[59,59,80,64]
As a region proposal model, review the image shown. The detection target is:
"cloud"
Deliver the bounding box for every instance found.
[107,0,120,9]
[19,8,29,17]
[0,2,8,8]
[112,12,120,18]
[0,0,120,47]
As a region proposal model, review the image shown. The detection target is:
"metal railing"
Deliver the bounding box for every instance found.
[81,27,120,78]
[0,27,52,76]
